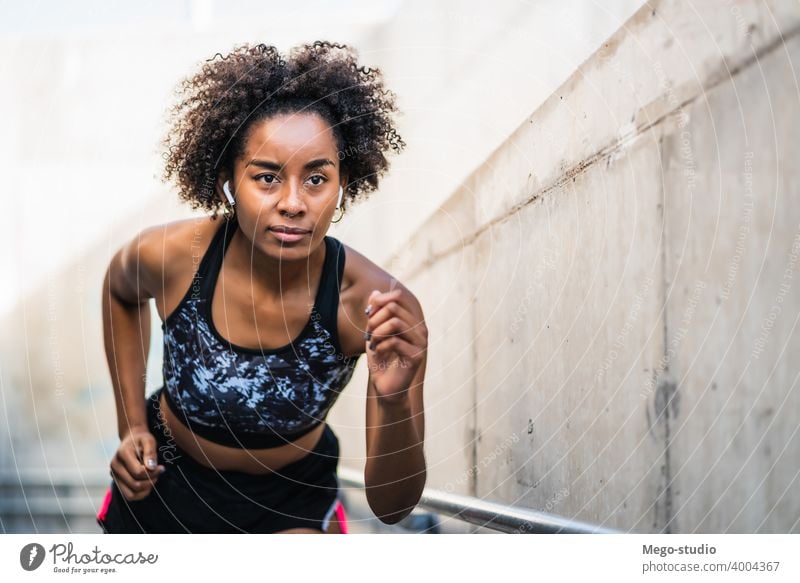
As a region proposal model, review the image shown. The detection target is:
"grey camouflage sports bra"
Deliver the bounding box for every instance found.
[160,218,361,449]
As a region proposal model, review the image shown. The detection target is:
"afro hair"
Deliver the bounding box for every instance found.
[160,41,406,219]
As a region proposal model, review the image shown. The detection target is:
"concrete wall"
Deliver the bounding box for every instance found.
[0,195,182,474]
[332,0,800,533]
[339,0,645,263]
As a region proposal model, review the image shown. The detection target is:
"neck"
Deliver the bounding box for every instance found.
[226,226,326,300]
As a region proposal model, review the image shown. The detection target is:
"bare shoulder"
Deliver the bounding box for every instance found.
[340,243,419,306]
[337,240,425,356]
[137,216,217,285]
[108,216,219,306]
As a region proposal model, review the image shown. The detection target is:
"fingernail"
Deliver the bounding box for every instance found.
[364,331,371,341]
[146,459,156,470]
[365,304,372,315]
[369,342,376,351]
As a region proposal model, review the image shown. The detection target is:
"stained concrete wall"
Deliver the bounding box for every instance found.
[332,0,800,533]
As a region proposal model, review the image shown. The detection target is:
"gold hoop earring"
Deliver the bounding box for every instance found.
[331,206,345,223]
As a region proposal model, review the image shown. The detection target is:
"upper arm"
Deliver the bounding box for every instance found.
[105,225,167,306]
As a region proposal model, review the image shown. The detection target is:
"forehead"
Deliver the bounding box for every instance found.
[242,112,338,162]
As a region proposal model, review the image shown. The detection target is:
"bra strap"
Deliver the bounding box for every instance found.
[316,236,345,352]
[196,218,238,299]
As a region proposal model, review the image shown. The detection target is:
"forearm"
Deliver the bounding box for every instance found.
[364,383,426,524]
[102,269,151,439]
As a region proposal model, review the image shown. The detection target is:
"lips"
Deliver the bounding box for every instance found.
[268,226,309,243]
[269,226,311,234]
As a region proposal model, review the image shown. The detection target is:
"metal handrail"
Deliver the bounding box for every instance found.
[337,467,620,534]
[0,469,109,486]
[1,469,620,533]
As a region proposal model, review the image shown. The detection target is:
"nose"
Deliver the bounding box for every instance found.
[276,179,306,216]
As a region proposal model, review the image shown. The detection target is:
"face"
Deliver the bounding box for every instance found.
[217,111,345,258]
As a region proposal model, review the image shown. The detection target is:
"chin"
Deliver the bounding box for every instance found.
[264,234,316,255]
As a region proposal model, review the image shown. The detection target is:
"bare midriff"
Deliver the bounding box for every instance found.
[157,391,326,475]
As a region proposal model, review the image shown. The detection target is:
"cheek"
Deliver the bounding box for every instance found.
[235,196,270,222]
[230,209,263,240]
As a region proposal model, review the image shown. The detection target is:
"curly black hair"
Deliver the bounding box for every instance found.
[160,41,406,219]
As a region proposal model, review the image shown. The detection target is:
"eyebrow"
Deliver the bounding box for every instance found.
[246,158,335,172]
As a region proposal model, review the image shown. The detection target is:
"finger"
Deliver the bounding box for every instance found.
[111,460,158,498]
[370,336,420,363]
[112,455,160,489]
[367,311,424,347]
[365,288,405,317]
[119,480,154,502]
[118,444,150,481]
[139,433,160,473]
[365,297,424,343]
[118,445,161,481]
[368,316,425,352]
[130,433,166,476]
[118,479,152,502]
[367,297,420,331]
[115,479,138,501]
[369,337,424,363]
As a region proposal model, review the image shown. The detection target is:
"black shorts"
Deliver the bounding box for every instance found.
[97,388,341,533]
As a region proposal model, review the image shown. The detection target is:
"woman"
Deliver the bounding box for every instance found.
[97,41,428,534]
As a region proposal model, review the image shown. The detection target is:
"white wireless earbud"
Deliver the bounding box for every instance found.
[336,185,344,209]
[223,181,235,205]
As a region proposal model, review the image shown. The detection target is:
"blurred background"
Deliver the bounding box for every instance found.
[1,0,798,534]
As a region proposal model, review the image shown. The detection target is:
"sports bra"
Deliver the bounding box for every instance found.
[160,217,361,449]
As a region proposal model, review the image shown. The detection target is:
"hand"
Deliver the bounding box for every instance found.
[364,286,427,403]
[110,426,166,501]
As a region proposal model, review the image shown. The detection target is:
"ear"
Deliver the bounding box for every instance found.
[340,176,349,207]
[215,171,231,203]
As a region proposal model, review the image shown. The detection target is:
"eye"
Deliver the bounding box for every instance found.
[307,174,327,187]
[256,173,278,184]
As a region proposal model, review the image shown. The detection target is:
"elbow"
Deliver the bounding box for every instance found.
[376,508,413,526]
[368,496,420,526]
[365,471,427,526]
